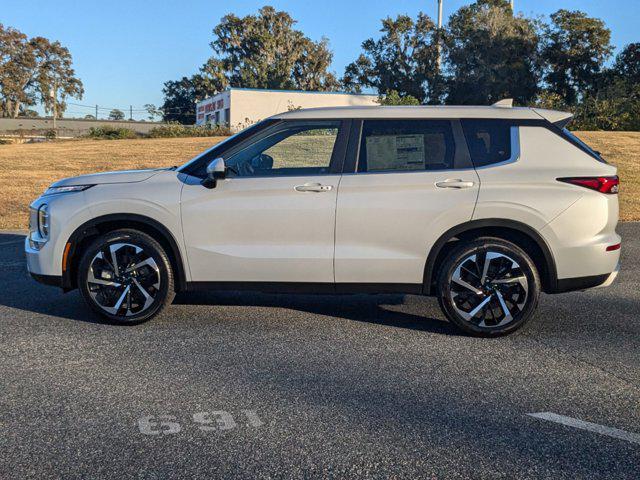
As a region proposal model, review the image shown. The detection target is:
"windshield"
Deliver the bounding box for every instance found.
[562,128,606,163]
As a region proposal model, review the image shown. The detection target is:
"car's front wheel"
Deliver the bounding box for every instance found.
[77,229,175,324]
[437,237,541,337]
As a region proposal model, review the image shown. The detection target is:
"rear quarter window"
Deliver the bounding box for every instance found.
[461,120,512,168]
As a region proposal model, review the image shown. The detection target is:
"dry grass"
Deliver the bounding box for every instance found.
[0,132,638,230]
[0,137,225,230]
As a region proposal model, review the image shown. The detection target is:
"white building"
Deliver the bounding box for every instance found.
[196,87,378,131]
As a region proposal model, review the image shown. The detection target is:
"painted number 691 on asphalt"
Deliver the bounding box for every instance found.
[137,410,264,435]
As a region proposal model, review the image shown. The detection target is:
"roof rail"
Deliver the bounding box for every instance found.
[492,99,513,108]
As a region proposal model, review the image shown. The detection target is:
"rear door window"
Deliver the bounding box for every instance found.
[357,120,456,172]
[461,120,512,167]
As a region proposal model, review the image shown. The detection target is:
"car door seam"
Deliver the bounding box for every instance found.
[332,175,343,285]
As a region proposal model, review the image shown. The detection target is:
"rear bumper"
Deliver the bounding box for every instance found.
[554,262,620,293]
[594,262,620,289]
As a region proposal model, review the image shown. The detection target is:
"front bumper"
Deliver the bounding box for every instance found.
[29,271,63,287]
[25,235,56,277]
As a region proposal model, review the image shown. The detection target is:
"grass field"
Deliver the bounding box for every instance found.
[0,132,638,230]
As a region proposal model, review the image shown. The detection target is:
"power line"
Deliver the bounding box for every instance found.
[66,101,195,114]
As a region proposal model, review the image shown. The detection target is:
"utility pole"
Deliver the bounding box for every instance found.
[95,104,98,120]
[129,105,133,121]
[436,0,444,70]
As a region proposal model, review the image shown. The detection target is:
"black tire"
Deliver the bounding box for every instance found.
[436,237,540,337]
[77,229,175,324]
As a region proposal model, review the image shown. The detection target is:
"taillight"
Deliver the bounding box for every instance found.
[558,176,619,194]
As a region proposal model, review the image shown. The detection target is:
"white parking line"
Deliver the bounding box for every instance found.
[527,412,640,445]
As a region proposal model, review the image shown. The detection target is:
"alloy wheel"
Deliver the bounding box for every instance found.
[448,251,529,328]
[86,242,160,317]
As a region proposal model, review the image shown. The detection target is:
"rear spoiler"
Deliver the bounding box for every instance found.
[532,108,574,129]
[490,100,574,129]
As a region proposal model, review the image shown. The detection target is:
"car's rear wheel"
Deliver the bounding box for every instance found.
[437,237,541,337]
[77,229,174,324]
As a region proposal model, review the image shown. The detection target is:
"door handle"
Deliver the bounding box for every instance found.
[435,179,475,189]
[294,183,333,192]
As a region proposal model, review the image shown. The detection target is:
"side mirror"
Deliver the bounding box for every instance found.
[201,157,226,189]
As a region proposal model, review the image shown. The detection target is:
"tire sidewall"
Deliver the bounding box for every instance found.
[437,239,540,337]
[77,230,173,324]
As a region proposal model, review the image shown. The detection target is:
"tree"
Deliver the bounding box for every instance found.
[108,109,125,121]
[143,103,161,121]
[205,6,339,91]
[613,43,640,85]
[160,76,206,124]
[378,90,420,106]
[84,114,95,120]
[33,37,84,118]
[0,24,36,117]
[32,37,84,119]
[342,14,440,103]
[161,6,341,122]
[542,9,613,105]
[0,24,83,118]
[293,37,340,91]
[570,43,640,131]
[444,0,541,105]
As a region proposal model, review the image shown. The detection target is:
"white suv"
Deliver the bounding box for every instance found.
[26,103,621,336]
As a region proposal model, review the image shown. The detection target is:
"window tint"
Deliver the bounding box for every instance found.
[226,121,340,177]
[461,120,512,167]
[358,120,455,172]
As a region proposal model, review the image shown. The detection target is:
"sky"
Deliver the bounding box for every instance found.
[4,0,640,120]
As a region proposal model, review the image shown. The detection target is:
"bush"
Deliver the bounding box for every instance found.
[85,126,138,140]
[535,86,640,131]
[379,90,421,106]
[148,122,231,138]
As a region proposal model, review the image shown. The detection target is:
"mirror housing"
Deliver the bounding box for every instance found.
[201,157,226,189]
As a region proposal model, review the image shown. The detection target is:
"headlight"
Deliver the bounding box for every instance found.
[43,185,93,196]
[28,204,50,250]
[38,204,50,238]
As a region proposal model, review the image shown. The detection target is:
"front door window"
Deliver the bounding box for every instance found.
[225,121,340,177]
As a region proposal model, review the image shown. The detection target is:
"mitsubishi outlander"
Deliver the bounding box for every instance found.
[26,102,621,336]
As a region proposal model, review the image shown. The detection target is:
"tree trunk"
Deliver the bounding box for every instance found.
[4,99,12,118]
[12,100,21,118]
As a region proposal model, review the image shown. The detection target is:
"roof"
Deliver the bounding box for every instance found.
[228,87,378,97]
[272,105,573,124]
[197,88,378,104]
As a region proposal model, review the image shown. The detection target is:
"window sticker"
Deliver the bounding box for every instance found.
[366,134,425,171]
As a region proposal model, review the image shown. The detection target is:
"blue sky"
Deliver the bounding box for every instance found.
[5,0,639,119]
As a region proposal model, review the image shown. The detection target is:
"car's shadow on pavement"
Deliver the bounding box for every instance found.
[174,290,460,335]
[2,233,458,335]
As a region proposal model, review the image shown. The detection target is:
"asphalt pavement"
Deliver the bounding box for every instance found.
[1,224,639,479]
